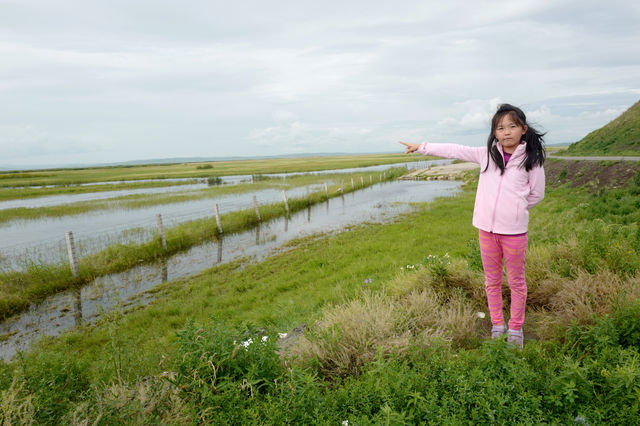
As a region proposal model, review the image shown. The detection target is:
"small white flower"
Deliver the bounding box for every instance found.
[261,335,269,342]
[278,333,288,339]
[476,312,486,319]
[342,421,349,426]
[241,338,253,348]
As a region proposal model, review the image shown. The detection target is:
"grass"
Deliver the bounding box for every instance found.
[0,160,639,423]
[563,99,640,156]
[0,169,406,319]
[0,170,387,224]
[0,153,427,188]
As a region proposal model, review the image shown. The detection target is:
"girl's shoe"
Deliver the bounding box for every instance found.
[507,329,524,349]
[491,324,507,339]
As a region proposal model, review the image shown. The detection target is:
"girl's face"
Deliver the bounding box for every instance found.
[494,114,527,154]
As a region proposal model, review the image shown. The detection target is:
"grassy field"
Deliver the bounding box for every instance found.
[0,161,639,424]
[0,153,425,190]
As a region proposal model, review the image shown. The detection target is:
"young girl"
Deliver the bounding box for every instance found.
[400,104,546,348]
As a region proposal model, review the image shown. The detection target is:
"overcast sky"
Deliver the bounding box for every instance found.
[1,1,639,168]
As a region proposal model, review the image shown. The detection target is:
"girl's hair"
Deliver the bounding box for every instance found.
[483,104,546,174]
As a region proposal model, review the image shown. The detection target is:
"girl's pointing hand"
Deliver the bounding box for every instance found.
[399,141,420,154]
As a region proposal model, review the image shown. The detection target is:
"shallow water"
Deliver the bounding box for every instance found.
[0,160,449,269]
[0,179,461,361]
[0,160,443,210]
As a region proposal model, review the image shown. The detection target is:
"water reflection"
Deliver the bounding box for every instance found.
[0,179,461,361]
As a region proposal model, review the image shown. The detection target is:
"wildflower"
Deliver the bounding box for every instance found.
[363,278,372,284]
[476,312,486,319]
[278,332,288,339]
[342,421,349,426]
[241,338,253,348]
[261,335,269,342]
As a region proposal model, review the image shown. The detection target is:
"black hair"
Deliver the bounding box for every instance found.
[483,104,546,175]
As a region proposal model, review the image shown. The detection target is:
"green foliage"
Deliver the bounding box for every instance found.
[206,175,223,185]
[423,253,451,282]
[172,317,282,418]
[15,352,91,424]
[465,237,483,271]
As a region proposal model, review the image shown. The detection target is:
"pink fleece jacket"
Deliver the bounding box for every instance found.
[417,142,545,234]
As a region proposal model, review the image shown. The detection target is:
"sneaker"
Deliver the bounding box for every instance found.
[507,329,524,349]
[491,324,507,339]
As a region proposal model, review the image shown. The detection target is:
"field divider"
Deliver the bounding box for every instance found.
[0,168,406,320]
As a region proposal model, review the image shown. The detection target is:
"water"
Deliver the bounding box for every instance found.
[0,160,450,269]
[0,179,461,361]
[0,160,445,211]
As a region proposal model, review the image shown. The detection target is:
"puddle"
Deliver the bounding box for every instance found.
[0,179,461,361]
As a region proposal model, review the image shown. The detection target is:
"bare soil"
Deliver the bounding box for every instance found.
[545,159,640,189]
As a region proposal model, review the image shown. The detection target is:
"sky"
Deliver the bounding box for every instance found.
[1,1,639,169]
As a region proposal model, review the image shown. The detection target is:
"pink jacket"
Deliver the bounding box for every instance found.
[417,142,545,234]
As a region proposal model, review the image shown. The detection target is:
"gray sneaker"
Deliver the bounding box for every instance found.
[507,329,524,349]
[491,324,507,339]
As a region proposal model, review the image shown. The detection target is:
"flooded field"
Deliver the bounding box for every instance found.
[0,160,448,269]
[0,178,461,361]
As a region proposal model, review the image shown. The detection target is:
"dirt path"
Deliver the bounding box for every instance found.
[399,162,478,180]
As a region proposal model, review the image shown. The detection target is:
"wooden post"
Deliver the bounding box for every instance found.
[324,183,329,200]
[360,176,364,187]
[351,177,354,190]
[156,214,167,250]
[65,231,79,277]
[341,181,344,193]
[383,171,386,180]
[214,204,223,234]
[306,185,310,204]
[282,190,289,215]
[370,175,373,184]
[253,195,261,222]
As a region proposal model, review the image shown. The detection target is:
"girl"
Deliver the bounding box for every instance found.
[400,104,546,348]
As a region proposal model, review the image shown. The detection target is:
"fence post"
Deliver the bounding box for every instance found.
[253,195,261,222]
[156,214,167,250]
[360,176,364,187]
[341,181,344,193]
[282,190,289,215]
[370,175,373,184]
[324,183,329,200]
[306,185,310,204]
[65,231,79,277]
[351,177,354,190]
[214,204,223,234]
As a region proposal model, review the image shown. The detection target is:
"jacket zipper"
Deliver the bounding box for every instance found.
[490,173,503,233]
[490,152,507,232]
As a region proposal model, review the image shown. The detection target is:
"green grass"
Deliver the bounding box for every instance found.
[564,99,640,156]
[1,164,638,424]
[0,169,405,319]
[0,153,426,188]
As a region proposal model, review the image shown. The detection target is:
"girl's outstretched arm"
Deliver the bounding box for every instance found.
[399,141,485,164]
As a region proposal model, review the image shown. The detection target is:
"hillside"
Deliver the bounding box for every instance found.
[565,99,640,155]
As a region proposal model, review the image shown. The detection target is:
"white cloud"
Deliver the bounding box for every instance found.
[0,1,639,167]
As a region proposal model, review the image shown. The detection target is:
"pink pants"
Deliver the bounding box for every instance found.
[478,229,528,331]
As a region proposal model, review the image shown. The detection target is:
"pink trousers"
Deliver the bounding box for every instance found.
[478,229,528,331]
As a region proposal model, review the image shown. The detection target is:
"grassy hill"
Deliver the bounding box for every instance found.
[565,99,640,155]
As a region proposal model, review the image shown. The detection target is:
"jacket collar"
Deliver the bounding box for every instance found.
[496,142,526,160]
